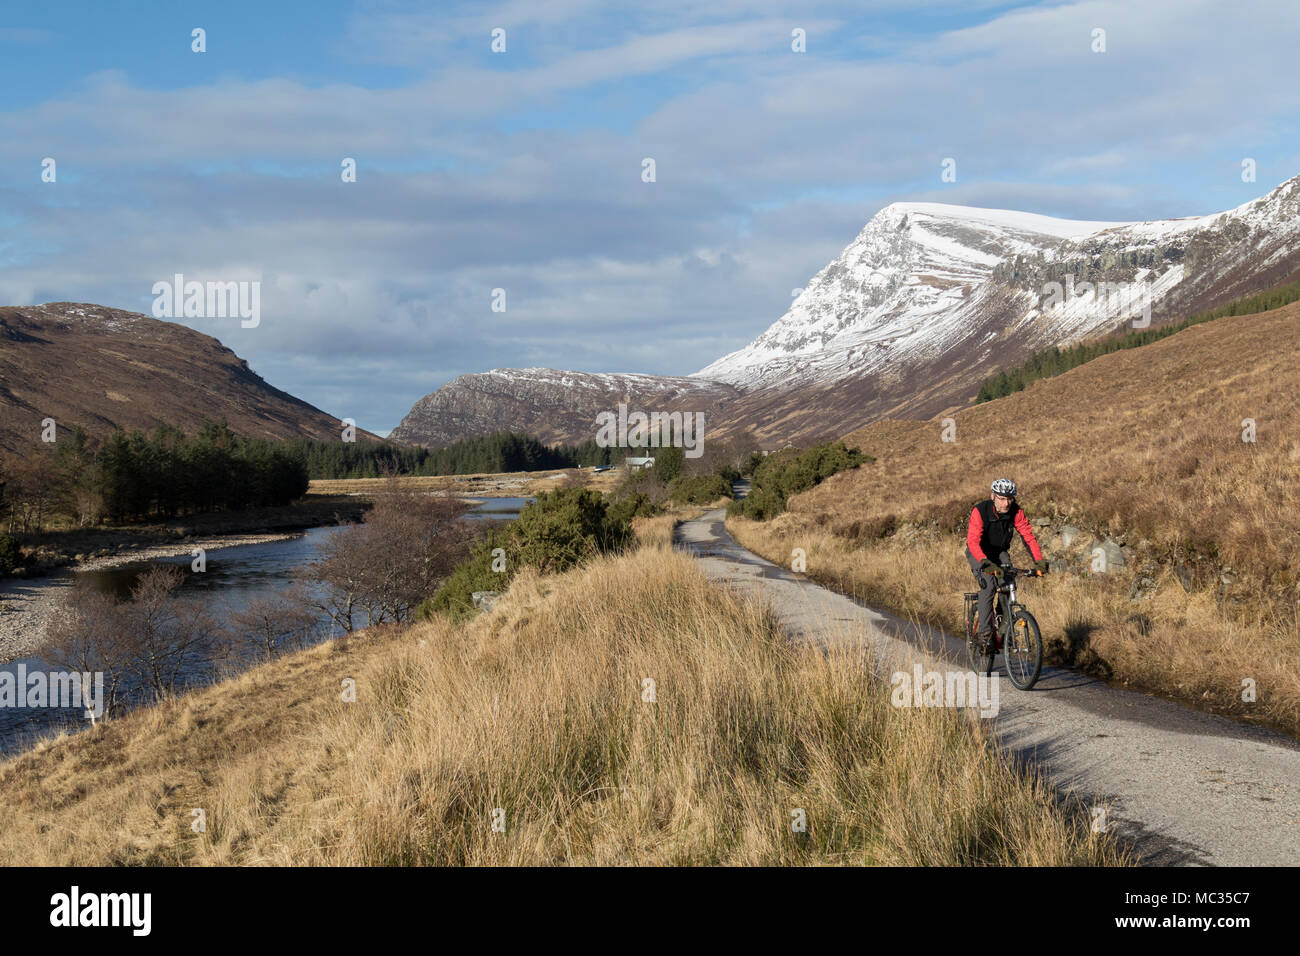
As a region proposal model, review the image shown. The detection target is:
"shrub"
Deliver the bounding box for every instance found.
[668,473,732,505]
[420,532,511,621]
[615,467,669,505]
[425,487,635,618]
[0,534,20,575]
[511,487,632,574]
[651,446,685,484]
[607,492,662,526]
[730,442,868,520]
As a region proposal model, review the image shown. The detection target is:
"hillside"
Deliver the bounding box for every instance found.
[817,299,1300,589]
[725,299,1300,732]
[0,303,371,454]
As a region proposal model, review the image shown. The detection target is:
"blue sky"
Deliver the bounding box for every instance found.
[2,0,1298,435]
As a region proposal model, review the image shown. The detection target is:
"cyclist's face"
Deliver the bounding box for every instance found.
[992,492,1012,513]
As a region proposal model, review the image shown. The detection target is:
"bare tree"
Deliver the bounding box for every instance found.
[45,585,134,718]
[306,485,479,630]
[120,565,217,701]
[685,429,756,479]
[221,584,320,661]
[2,449,60,534]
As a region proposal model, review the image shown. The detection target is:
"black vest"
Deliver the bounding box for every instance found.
[975,499,1019,557]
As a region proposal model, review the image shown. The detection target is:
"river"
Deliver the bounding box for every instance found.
[0,497,530,756]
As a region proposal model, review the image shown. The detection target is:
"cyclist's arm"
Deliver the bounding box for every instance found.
[967,507,987,561]
[1014,509,1044,562]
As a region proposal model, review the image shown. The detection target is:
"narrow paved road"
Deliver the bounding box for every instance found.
[677,508,1300,866]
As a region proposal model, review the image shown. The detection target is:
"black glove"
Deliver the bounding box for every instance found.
[1033,558,1050,574]
[979,558,1003,578]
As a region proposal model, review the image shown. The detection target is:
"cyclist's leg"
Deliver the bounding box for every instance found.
[992,550,1012,648]
[966,548,995,639]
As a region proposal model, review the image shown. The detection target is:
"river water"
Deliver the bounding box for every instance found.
[0,497,530,756]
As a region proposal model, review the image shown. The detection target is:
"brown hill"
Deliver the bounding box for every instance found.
[0,303,372,454]
[803,299,1300,591]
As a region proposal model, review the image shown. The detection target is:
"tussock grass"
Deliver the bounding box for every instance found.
[0,543,1124,865]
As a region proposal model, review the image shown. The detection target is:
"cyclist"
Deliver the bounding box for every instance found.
[966,478,1049,650]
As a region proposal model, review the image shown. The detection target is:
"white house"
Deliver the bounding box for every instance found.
[624,456,656,471]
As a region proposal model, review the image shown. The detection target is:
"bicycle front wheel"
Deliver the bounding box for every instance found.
[1004,608,1042,689]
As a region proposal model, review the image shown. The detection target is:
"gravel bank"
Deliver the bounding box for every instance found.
[0,532,300,663]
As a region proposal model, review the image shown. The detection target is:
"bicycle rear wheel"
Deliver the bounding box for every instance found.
[1004,607,1042,689]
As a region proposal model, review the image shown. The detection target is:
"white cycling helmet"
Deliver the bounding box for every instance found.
[991,477,1017,497]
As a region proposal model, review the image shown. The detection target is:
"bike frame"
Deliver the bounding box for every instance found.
[993,568,1034,637]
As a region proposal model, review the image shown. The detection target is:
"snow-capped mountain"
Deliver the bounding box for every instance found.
[695,176,1300,393]
[393,175,1300,448]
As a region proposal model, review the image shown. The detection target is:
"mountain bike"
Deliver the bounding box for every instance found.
[964,565,1044,689]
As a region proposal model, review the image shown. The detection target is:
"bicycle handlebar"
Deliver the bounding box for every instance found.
[998,566,1044,578]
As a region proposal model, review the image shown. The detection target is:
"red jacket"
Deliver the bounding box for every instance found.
[967,501,1043,563]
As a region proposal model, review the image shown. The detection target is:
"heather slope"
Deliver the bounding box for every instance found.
[0,302,370,454]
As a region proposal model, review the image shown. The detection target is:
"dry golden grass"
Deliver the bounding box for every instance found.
[728,304,1300,734]
[0,542,1125,866]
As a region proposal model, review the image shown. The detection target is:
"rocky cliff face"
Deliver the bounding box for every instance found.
[389,368,739,448]
[0,302,367,454]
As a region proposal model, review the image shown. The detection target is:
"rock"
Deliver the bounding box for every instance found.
[1059,525,1081,547]
[1032,517,1050,527]
[1092,539,1125,571]
[472,591,502,612]
[1174,562,1195,592]
[1128,576,1157,601]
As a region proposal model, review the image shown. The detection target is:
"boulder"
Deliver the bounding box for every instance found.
[1093,539,1126,571]
[472,591,502,612]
